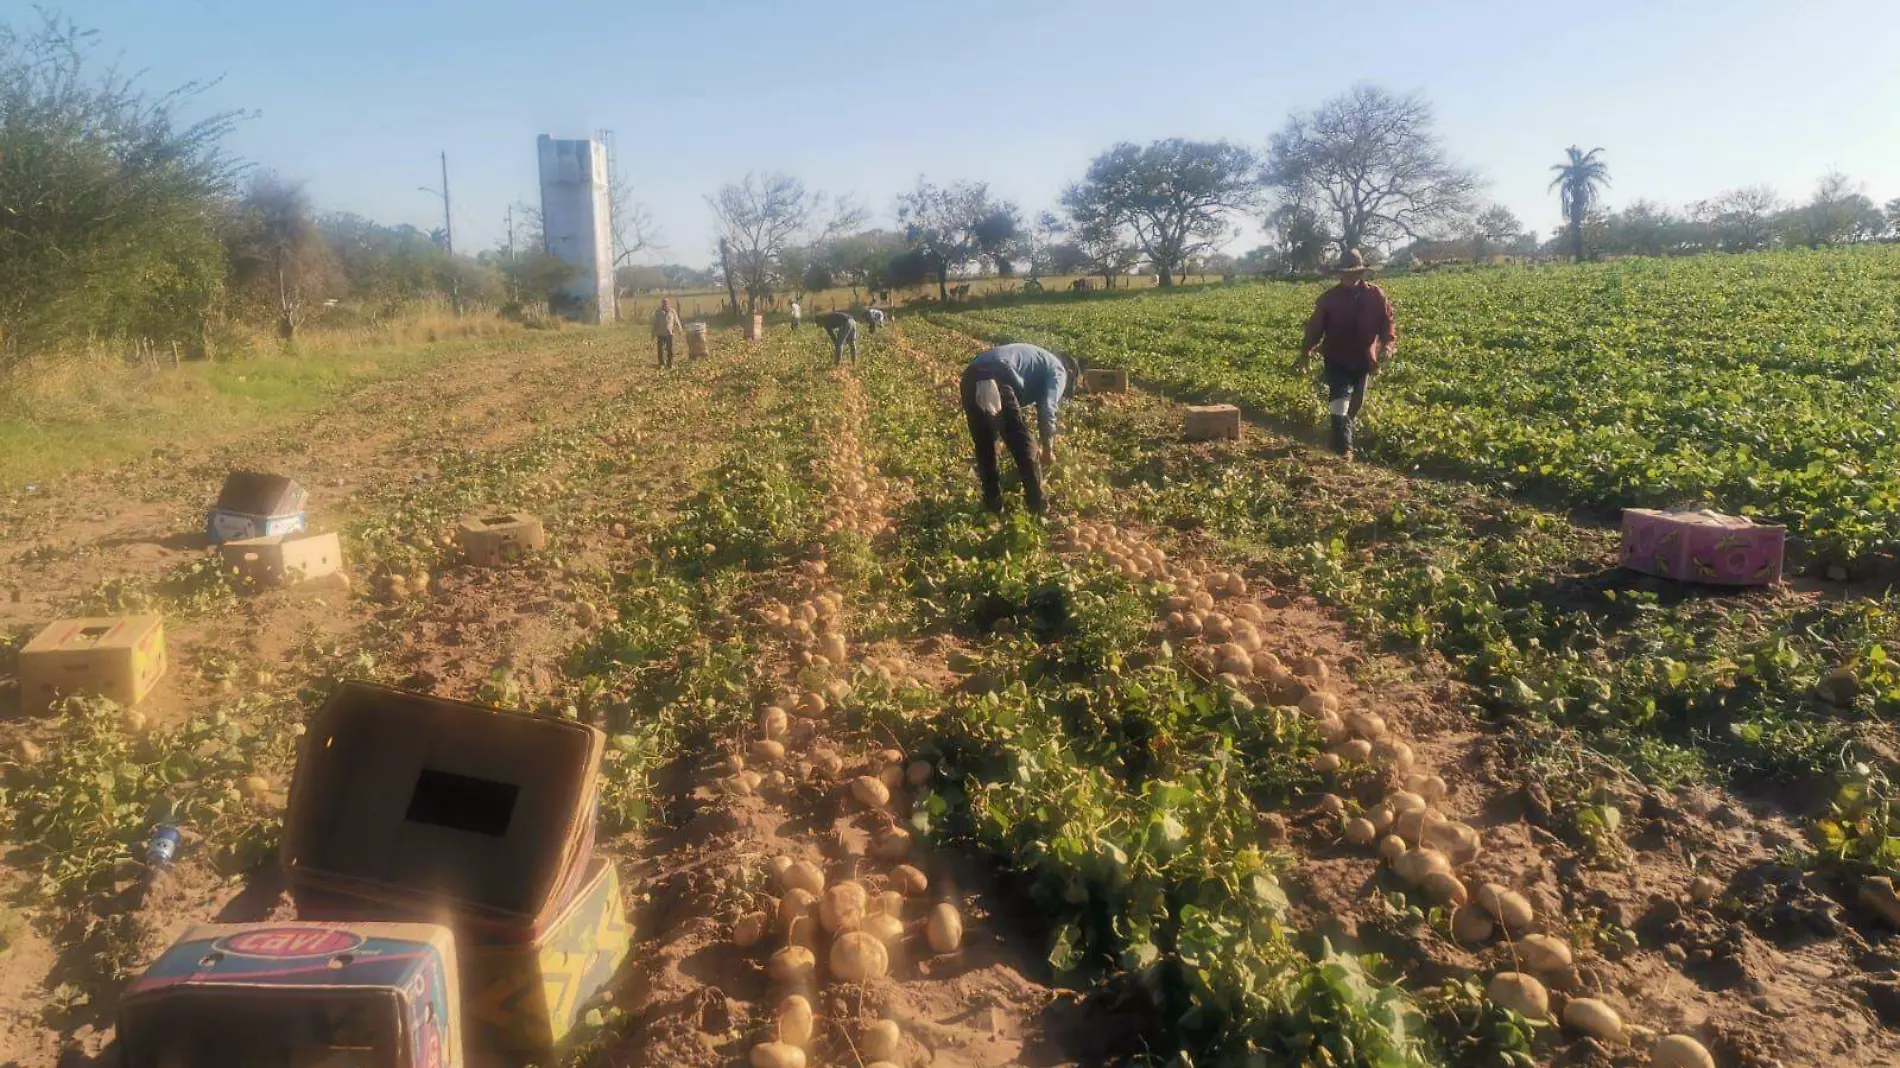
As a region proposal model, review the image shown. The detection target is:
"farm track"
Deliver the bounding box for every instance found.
[891,317,1900,1066]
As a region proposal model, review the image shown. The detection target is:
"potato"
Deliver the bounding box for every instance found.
[861,1019,902,1061]
[872,826,913,860]
[891,864,928,896]
[1421,819,1482,866]
[761,706,790,739]
[906,760,933,786]
[779,888,818,932]
[777,995,814,1047]
[1232,622,1263,652]
[1166,595,1192,613]
[769,856,796,882]
[727,753,748,775]
[1561,997,1624,1045]
[820,882,868,933]
[852,775,892,808]
[829,930,890,982]
[1393,807,1429,844]
[1688,874,1720,904]
[1451,904,1495,945]
[1298,692,1331,718]
[1317,793,1346,817]
[1311,753,1342,773]
[813,750,845,779]
[734,910,769,948]
[1372,738,1414,773]
[1386,790,1427,814]
[877,747,905,767]
[751,739,787,764]
[1476,883,1535,931]
[1377,835,1408,863]
[824,678,852,704]
[783,860,826,896]
[1344,817,1377,846]
[860,911,905,947]
[1651,1034,1714,1068]
[1403,772,1448,802]
[1296,655,1330,685]
[1175,613,1204,637]
[750,1041,806,1068]
[1486,971,1548,1019]
[873,889,906,916]
[242,775,273,801]
[1420,870,1469,907]
[877,763,904,792]
[1190,591,1215,611]
[767,945,816,984]
[1334,739,1373,763]
[795,691,827,716]
[1203,614,1233,642]
[926,902,963,953]
[1227,574,1249,597]
[1315,715,1348,743]
[1518,933,1572,972]
[1367,806,1395,834]
[1393,847,1451,886]
[1234,603,1264,623]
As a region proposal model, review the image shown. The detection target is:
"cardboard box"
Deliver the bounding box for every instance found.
[745,314,764,340]
[208,508,308,544]
[1620,508,1786,586]
[18,615,166,713]
[463,859,630,1054]
[221,531,346,589]
[119,921,462,1068]
[1083,368,1129,393]
[282,682,605,941]
[1184,404,1242,442]
[455,513,546,567]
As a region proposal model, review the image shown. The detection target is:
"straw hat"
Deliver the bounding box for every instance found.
[1335,248,1373,275]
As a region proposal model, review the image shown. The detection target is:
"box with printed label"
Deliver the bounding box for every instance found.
[455,512,546,567]
[1083,368,1129,392]
[221,530,347,589]
[207,508,308,544]
[207,472,309,544]
[118,921,462,1068]
[1184,404,1242,441]
[1620,508,1785,586]
[18,615,166,713]
[282,682,604,941]
[462,858,631,1054]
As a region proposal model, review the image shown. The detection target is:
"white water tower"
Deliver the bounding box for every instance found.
[536,135,613,324]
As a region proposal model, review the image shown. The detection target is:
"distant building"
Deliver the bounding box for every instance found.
[536,135,613,324]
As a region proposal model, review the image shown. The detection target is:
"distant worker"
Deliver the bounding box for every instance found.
[865,307,888,334]
[651,297,685,370]
[1295,248,1396,458]
[959,343,1081,514]
[789,299,802,331]
[821,310,858,363]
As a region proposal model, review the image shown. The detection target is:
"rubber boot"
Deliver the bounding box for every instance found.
[1329,414,1351,457]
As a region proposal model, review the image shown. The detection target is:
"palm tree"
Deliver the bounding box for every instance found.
[1549,147,1610,263]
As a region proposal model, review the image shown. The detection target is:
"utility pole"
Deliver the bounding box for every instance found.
[420,151,461,315]
[503,205,518,302]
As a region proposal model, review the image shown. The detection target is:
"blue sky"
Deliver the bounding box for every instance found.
[48,0,1900,266]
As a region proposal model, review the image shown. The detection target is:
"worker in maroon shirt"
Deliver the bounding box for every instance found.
[1294,248,1397,458]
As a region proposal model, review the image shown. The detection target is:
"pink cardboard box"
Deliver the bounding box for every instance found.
[1619,508,1785,586]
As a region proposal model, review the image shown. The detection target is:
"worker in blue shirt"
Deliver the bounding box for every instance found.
[959,343,1082,513]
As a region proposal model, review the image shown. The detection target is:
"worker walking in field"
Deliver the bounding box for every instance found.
[1295,248,1396,458]
[959,343,1081,514]
[651,297,685,370]
[821,309,859,363]
[790,299,802,331]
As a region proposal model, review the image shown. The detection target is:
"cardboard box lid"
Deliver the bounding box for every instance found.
[283,683,604,925]
[216,471,307,517]
[22,615,163,656]
[1624,508,1785,532]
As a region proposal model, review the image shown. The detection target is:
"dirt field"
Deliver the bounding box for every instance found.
[1,314,1896,1068]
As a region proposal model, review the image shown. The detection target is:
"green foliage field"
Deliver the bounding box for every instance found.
[947,247,1900,564]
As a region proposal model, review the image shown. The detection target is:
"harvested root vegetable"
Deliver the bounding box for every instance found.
[872,826,913,860]
[1334,739,1373,763]
[1344,817,1377,845]
[1296,656,1330,685]
[726,753,748,775]
[1452,904,1495,944]
[1422,819,1482,866]
[1518,933,1572,972]
[777,995,814,1047]
[734,911,769,948]
[761,706,790,739]
[1387,790,1427,814]
[861,911,904,947]
[726,771,763,797]
[1346,711,1386,740]
[751,739,786,764]
[861,1019,901,1061]
[1312,753,1342,773]
[779,889,817,932]
[1368,806,1394,834]
[1298,693,1331,718]
[767,946,816,984]
[795,692,826,716]
[1318,793,1346,817]
[1190,591,1214,611]
[829,931,890,982]
[1315,715,1348,743]
[1403,772,1448,802]
[813,750,845,780]
[1372,738,1414,773]
[1476,883,1535,931]
[1420,870,1469,906]
[926,902,963,953]
[852,776,892,808]
[873,889,905,916]
[1561,997,1624,1045]
[1393,847,1451,886]
[1378,835,1407,863]
[1486,971,1549,1019]
[877,763,904,792]
[783,860,826,896]
[891,865,928,896]
[242,775,273,801]
[1234,603,1263,623]
[824,679,851,704]
[769,856,795,881]
[1688,875,1720,904]
[1652,1034,1714,1068]
[1394,807,1429,844]
[750,1042,806,1068]
[820,882,868,933]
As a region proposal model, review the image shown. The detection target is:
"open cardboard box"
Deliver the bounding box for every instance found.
[17,615,166,713]
[208,471,310,544]
[118,921,462,1068]
[455,513,546,567]
[282,682,603,942]
[221,530,346,589]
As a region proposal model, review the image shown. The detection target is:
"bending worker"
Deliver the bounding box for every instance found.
[1295,248,1396,458]
[959,343,1081,514]
[820,309,858,363]
[865,307,888,334]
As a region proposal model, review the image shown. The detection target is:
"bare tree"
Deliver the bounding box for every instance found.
[607,172,663,268]
[895,179,1020,300]
[1061,139,1259,286]
[707,172,863,312]
[1689,187,1780,252]
[1468,204,1522,262]
[1264,85,1479,254]
[227,173,337,340]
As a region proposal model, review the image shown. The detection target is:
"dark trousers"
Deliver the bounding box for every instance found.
[1323,363,1370,455]
[959,364,1045,513]
[656,335,675,368]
